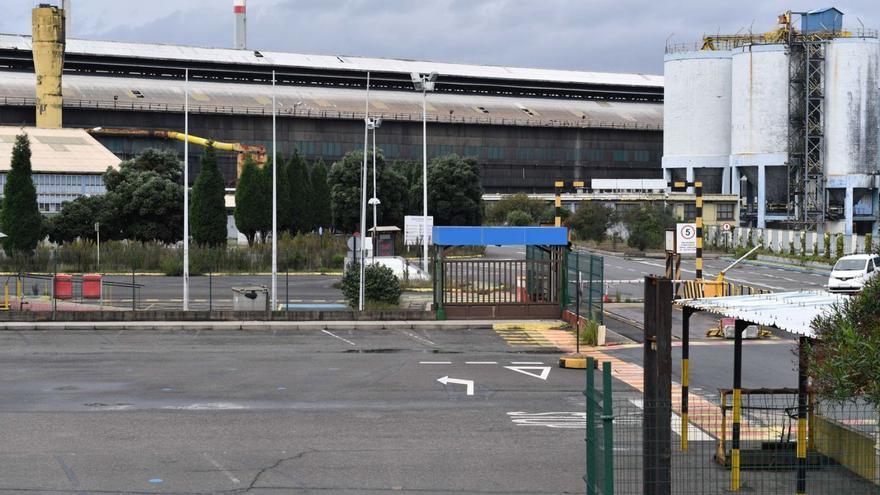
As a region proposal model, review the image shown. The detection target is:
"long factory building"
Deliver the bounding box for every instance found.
[0,33,663,198]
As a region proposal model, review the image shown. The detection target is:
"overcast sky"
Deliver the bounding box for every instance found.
[3,1,879,75]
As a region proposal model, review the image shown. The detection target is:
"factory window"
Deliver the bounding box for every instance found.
[634,150,650,162]
[488,147,505,160]
[615,203,638,216]
[463,146,481,158]
[716,203,735,221]
[585,149,604,161]
[382,144,401,158]
[683,203,696,221]
[437,145,455,156]
[321,142,343,157]
[516,148,531,161]
[612,150,629,162]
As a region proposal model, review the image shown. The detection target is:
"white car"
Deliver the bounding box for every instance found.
[828,254,880,293]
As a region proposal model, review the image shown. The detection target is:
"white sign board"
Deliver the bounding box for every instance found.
[404,215,433,246]
[676,223,697,254]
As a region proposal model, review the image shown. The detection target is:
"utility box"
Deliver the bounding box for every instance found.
[232,285,269,311]
[82,274,102,299]
[53,274,73,300]
[369,226,401,257]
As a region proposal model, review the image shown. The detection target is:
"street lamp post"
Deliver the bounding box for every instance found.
[368,118,382,261]
[183,68,190,311]
[94,221,100,270]
[411,72,438,276]
[358,72,371,311]
[271,70,277,311]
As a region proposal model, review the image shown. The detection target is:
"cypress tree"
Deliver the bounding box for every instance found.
[1,134,42,255]
[275,154,293,235]
[286,152,310,233]
[234,155,262,246]
[257,158,272,242]
[189,145,228,247]
[310,158,332,231]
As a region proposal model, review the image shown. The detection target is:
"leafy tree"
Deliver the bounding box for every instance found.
[623,203,676,251]
[1,134,42,255]
[505,209,533,226]
[275,154,293,236]
[310,159,332,231]
[426,154,483,226]
[189,145,228,247]
[341,262,402,307]
[287,152,311,233]
[567,203,615,242]
[328,150,408,233]
[46,195,107,244]
[101,149,184,244]
[486,193,550,225]
[234,156,264,246]
[807,277,880,404]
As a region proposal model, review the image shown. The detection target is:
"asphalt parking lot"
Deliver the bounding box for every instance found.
[0,327,590,494]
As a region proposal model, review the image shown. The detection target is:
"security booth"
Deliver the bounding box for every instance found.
[368,226,401,257]
[432,226,568,320]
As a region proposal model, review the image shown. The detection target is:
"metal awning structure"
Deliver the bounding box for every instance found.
[677,290,847,338]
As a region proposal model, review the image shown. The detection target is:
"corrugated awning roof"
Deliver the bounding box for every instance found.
[0,34,663,89]
[0,126,119,174]
[677,291,847,338]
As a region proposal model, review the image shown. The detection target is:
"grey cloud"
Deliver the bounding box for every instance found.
[1,1,878,74]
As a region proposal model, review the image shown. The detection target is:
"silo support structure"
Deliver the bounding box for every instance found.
[757,166,766,229]
[730,167,741,197]
[721,167,731,195]
[873,189,880,237]
[844,187,854,236]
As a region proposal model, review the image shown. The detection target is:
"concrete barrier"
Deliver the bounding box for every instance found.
[813,413,879,485]
[0,309,435,322]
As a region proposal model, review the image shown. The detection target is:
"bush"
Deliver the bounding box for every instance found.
[505,209,533,226]
[485,194,549,225]
[567,202,614,242]
[623,203,676,251]
[835,233,844,259]
[341,262,402,307]
[578,318,599,347]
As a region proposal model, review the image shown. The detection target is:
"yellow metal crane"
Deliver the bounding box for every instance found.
[87,127,267,182]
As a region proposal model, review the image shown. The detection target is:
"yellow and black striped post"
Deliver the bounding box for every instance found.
[669,180,704,281]
[731,319,745,492]
[796,336,808,495]
[681,307,692,451]
[554,181,564,227]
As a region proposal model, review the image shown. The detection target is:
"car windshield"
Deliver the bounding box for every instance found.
[834,259,867,271]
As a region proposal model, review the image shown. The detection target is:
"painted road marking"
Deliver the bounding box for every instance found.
[400,330,436,346]
[437,376,474,396]
[203,453,240,485]
[629,399,714,441]
[507,411,586,429]
[505,366,551,380]
[419,361,452,365]
[162,402,249,410]
[465,361,497,365]
[321,329,356,346]
[511,361,544,365]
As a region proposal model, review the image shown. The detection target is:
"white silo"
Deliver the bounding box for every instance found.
[662,50,732,193]
[823,37,880,235]
[729,44,790,227]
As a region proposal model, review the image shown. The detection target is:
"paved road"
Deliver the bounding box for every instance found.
[0,327,588,494]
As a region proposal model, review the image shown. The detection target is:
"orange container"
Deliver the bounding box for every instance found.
[82,274,102,299]
[53,274,73,300]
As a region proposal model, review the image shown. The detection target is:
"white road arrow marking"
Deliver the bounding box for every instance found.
[437,376,474,396]
[504,366,551,380]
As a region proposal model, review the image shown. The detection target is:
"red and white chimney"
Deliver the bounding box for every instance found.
[234,0,246,50]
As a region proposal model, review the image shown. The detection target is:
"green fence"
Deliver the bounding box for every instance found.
[527,246,604,323]
[585,357,615,495]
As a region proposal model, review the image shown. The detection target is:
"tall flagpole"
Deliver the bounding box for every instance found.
[359,72,370,311]
[183,68,189,311]
[271,70,278,311]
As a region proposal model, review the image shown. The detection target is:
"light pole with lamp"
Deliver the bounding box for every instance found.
[271,70,278,312]
[183,67,190,311]
[368,117,382,261]
[410,72,438,276]
[358,72,371,311]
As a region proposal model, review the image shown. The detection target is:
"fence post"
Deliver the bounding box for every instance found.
[585,356,597,495]
[643,275,672,495]
[602,360,614,495]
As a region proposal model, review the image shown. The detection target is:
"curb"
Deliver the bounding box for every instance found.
[603,309,644,330]
[0,321,494,332]
[559,354,594,369]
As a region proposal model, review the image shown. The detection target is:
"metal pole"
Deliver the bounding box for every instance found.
[576,270,581,354]
[95,222,100,270]
[731,320,745,492]
[271,69,277,311]
[695,181,703,281]
[796,336,808,495]
[208,253,213,312]
[422,82,429,276]
[131,265,136,311]
[285,263,289,312]
[681,307,692,452]
[372,123,378,262]
[358,72,370,311]
[183,67,190,311]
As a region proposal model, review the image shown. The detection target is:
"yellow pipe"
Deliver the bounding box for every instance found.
[32,5,65,129]
[163,131,237,152]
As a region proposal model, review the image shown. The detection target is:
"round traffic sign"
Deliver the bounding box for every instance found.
[680,224,696,240]
[722,222,731,232]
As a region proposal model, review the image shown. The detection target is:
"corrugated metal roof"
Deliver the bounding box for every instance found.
[678,291,847,338]
[0,33,663,88]
[0,126,119,174]
[0,71,663,128]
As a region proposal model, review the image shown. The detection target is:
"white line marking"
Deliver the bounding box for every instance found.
[505,366,551,380]
[628,399,713,441]
[321,329,356,346]
[420,361,451,364]
[511,361,544,365]
[401,330,436,346]
[202,453,240,485]
[437,376,474,395]
[507,411,586,429]
[465,361,497,365]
